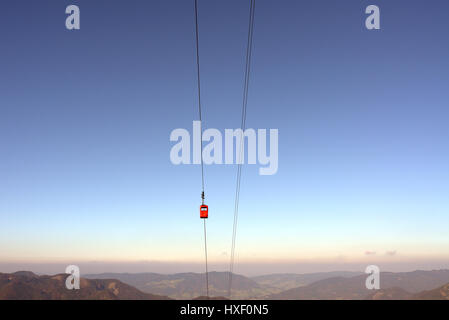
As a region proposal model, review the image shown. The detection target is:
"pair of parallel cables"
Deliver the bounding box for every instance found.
[193,0,256,299]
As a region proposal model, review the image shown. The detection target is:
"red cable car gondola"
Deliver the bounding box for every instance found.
[200,204,208,219]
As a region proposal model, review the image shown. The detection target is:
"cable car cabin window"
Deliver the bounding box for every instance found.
[201,207,207,211]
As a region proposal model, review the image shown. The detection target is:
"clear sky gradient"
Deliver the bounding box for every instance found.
[1,0,448,274]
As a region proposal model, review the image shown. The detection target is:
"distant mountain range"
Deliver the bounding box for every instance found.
[0,271,171,300]
[267,270,449,300]
[1,269,449,300]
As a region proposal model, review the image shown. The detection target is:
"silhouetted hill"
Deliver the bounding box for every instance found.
[11,271,39,278]
[268,270,449,300]
[268,275,369,300]
[380,270,449,293]
[412,283,449,300]
[366,282,449,300]
[0,272,171,300]
[85,271,263,299]
[365,287,413,300]
[193,296,229,300]
[252,271,362,291]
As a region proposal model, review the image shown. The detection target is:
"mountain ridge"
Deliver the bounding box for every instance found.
[85,271,263,299]
[267,269,449,300]
[2,269,449,300]
[0,271,171,300]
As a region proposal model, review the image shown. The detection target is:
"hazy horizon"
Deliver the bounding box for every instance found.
[2,258,449,277]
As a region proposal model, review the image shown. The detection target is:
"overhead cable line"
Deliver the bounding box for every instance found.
[228,0,256,299]
[194,0,209,299]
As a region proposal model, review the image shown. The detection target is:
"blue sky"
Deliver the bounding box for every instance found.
[0,0,448,274]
